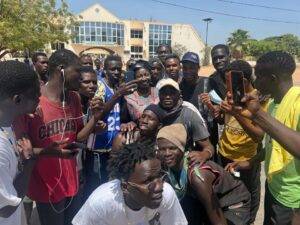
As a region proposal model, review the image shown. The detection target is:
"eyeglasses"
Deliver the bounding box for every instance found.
[127,171,168,192]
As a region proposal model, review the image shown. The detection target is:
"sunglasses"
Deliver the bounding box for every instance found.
[127,171,168,192]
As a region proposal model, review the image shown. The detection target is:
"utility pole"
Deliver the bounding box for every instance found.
[203,18,213,66]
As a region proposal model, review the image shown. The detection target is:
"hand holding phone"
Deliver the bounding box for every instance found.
[225,71,246,106]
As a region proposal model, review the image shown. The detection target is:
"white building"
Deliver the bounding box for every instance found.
[66,3,205,62]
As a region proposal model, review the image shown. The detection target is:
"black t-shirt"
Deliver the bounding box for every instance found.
[180,78,219,149]
[180,79,200,109]
[209,71,227,100]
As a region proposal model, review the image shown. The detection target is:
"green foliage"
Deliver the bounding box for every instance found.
[263,34,300,58]
[246,39,277,58]
[0,0,77,58]
[227,29,300,59]
[227,29,250,59]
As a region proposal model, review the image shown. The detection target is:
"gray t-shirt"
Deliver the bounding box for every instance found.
[174,101,210,150]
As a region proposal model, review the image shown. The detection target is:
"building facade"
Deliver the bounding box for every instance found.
[66,3,205,62]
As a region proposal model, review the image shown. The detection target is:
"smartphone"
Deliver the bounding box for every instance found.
[64,142,86,150]
[225,71,246,106]
[125,71,135,83]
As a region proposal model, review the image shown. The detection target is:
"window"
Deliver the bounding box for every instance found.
[148,24,172,58]
[131,30,143,39]
[131,46,143,53]
[131,54,143,59]
[130,46,143,59]
[72,22,124,45]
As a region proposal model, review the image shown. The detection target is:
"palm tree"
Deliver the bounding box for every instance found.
[227,29,250,59]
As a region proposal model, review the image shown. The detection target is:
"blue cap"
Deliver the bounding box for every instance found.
[181,52,200,65]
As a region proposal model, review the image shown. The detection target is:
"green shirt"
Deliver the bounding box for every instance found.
[265,102,300,208]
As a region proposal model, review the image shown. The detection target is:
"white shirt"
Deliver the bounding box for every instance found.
[0,127,22,225]
[72,179,187,225]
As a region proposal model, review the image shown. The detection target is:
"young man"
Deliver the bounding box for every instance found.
[209,44,231,99]
[157,123,251,225]
[0,61,77,225]
[180,51,201,106]
[112,104,165,153]
[73,142,187,225]
[84,55,138,197]
[80,54,93,67]
[149,57,164,87]
[94,58,104,80]
[13,49,103,225]
[180,52,219,154]
[226,51,300,225]
[32,52,49,84]
[217,60,266,225]
[157,78,214,166]
[164,54,182,83]
[156,43,172,64]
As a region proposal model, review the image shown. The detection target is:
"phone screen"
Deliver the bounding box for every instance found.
[231,71,245,105]
[125,71,135,83]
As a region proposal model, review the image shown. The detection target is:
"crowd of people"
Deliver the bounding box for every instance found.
[0,43,300,225]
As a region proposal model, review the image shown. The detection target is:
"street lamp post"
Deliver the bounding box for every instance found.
[203,18,213,66]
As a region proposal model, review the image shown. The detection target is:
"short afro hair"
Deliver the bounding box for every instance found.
[211,44,230,56]
[156,43,172,54]
[80,66,96,75]
[31,52,47,63]
[48,49,80,75]
[165,53,180,63]
[256,51,296,79]
[0,61,39,100]
[108,141,158,180]
[104,54,122,69]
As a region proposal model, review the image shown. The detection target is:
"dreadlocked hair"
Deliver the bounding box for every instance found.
[256,51,296,79]
[108,141,157,181]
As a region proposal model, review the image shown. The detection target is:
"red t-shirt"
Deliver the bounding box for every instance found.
[13,91,84,203]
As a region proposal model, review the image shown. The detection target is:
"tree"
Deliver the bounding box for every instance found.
[0,0,77,59]
[264,34,300,58]
[227,29,250,59]
[172,43,188,59]
[246,39,277,58]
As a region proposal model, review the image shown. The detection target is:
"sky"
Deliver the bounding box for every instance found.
[67,0,300,46]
